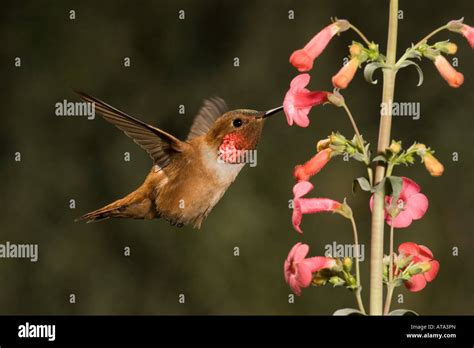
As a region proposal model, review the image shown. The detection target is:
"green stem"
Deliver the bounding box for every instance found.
[350,215,366,315]
[389,223,394,285]
[342,103,373,185]
[386,162,395,177]
[369,0,399,316]
[384,221,396,315]
[349,24,372,46]
[383,284,395,315]
[342,103,364,147]
[395,24,448,68]
[367,166,374,187]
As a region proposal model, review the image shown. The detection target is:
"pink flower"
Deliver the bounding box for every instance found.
[370,177,428,228]
[294,148,332,182]
[283,74,329,128]
[289,20,350,72]
[292,181,342,233]
[434,55,464,88]
[284,243,336,295]
[398,242,440,292]
[332,58,359,89]
[460,24,474,48]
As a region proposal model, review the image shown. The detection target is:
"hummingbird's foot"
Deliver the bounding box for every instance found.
[164,217,184,228]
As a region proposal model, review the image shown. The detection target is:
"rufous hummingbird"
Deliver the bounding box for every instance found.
[75,91,282,229]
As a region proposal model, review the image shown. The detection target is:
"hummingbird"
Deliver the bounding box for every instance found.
[75,91,283,229]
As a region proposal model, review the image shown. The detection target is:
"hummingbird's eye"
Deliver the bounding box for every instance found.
[232,118,243,128]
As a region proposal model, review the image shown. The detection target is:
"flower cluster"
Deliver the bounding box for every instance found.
[284,243,337,295]
[384,243,440,292]
[292,181,350,234]
[281,14,473,314]
[284,243,362,296]
[284,20,382,128]
[370,177,428,228]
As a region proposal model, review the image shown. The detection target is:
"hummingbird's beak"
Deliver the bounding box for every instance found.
[261,106,284,119]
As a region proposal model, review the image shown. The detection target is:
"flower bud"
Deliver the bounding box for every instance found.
[346,275,357,287]
[312,273,329,286]
[434,55,464,88]
[423,153,444,177]
[329,132,348,146]
[342,257,353,272]
[316,138,331,152]
[434,41,458,55]
[446,43,458,55]
[332,57,360,89]
[329,276,345,287]
[349,42,365,58]
[330,259,343,273]
[388,140,402,154]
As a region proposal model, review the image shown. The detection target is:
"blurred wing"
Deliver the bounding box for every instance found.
[187,97,228,140]
[75,91,186,169]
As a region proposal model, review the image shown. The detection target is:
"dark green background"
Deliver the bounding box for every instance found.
[1,0,473,314]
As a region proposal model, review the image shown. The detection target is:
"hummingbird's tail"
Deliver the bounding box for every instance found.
[76,189,157,223]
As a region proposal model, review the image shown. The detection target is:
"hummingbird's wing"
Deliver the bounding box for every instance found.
[75,91,187,169]
[187,97,228,140]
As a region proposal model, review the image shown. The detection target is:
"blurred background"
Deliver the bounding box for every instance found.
[1,0,473,315]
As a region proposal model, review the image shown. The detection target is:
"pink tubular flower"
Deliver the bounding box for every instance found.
[292,181,342,233]
[284,243,336,295]
[448,19,474,48]
[332,58,359,89]
[460,24,474,48]
[370,177,428,228]
[283,74,329,128]
[398,242,440,292]
[294,148,332,182]
[290,20,350,72]
[434,55,464,88]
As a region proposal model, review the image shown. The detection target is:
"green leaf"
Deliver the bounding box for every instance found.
[398,59,424,86]
[393,278,404,287]
[363,62,385,85]
[387,176,403,203]
[353,177,372,193]
[404,47,423,60]
[388,309,419,316]
[372,155,387,163]
[333,308,366,316]
[351,152,366,162]
[372,178,386,193]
